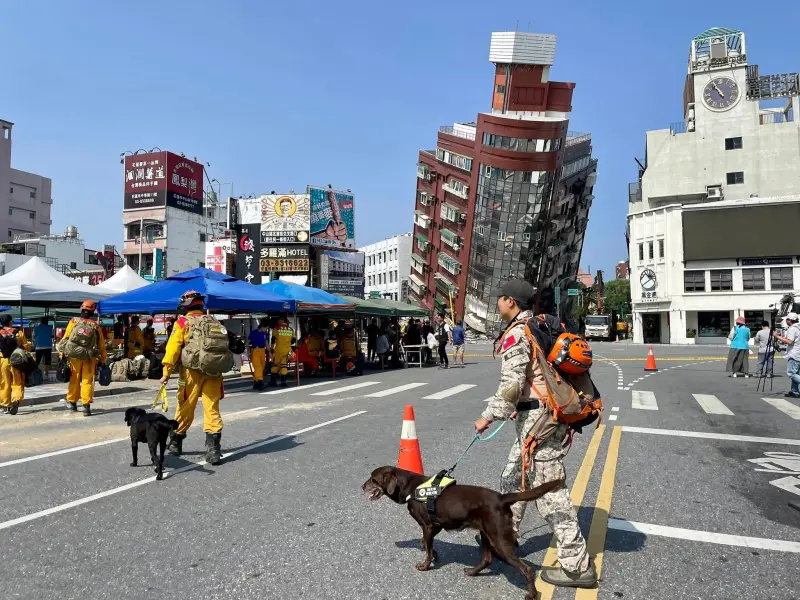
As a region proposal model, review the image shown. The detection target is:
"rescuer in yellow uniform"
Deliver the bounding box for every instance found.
[58,301,107,417]
[126,315,144,358]
[0,314,31,416]
[247,318,270,391]
[269,317,295,388]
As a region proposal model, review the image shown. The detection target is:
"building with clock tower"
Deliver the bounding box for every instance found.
[627,27,800,344]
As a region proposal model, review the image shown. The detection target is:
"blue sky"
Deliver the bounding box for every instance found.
[1,1,797,278]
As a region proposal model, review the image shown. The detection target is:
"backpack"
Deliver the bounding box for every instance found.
[9,348,30,370]
[180,315,234,378]
[97,364,112,386]
[26,366,44,387]
[0,328,19,358]
[59,318,100,360]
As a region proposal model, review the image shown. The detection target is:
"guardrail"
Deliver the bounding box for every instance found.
[438,126,476,141]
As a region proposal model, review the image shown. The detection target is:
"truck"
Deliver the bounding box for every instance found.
[584,311,619,341]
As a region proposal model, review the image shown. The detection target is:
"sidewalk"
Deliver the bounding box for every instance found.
[21,371,254,407]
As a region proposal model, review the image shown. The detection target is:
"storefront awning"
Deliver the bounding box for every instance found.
[415,233,429,244]
[440,228,458,242]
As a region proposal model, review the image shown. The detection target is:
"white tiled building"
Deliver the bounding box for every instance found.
[627,28,800,344]
[360,233,412,301]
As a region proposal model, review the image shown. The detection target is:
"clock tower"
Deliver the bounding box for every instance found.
[683,28,750,133]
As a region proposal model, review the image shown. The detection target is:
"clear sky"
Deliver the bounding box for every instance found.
[1,1,797,278]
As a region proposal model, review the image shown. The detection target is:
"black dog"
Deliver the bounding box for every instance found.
[124,407,179,481]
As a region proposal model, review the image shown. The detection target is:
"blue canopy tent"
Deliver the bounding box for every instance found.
[259,280,354,312]
[97,268,297,314]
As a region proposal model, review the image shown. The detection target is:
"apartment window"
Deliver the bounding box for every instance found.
[725,137,743,150]
[496,84,506,94]
[726,171,745,185]
[477,225,485,236]
[7,208,11,215]
[29,212,34,219]
[638,243,644,261]
[70,262,77,269]
[497,231,507,241]
[383,252,387,263]
[522,232,531,242]
[7,230,11,238]
[30,191,36,198]
[395,270,398,282]
[710,269,733,291]
[770,267,794,290]
[684,270,705,292]
[742,268,765,291]
[199,233,207,242]
[648,242,654,260]
[658,239,664,259]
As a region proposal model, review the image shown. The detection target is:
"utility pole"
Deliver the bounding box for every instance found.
[138,216,144,276]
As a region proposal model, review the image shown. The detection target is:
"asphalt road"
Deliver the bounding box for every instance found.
[1,341,798,600]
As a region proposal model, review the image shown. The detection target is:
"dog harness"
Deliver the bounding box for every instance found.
[413,470,456,522]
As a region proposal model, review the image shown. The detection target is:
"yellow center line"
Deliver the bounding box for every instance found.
[536,424,606,600]
[575,425,623,600]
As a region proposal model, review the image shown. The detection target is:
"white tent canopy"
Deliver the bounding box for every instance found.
[97,264,150,293]
[0,257,117,306]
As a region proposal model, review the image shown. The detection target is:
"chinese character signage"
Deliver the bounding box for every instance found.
[205,240,234,274]
[124,151,204,214]
[259,245,310,273]
[318,250,365,297]
[260,194,311,245]
[234,224,261,285]
[308,186,356,249]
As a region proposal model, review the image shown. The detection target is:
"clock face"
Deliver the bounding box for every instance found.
[640,268,657,291]
[703,77,740,111]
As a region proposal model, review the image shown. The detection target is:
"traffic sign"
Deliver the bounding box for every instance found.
[554,287,561,305]
[567,288,580,296]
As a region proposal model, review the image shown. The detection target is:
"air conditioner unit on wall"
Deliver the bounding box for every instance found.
[706,185,723,199]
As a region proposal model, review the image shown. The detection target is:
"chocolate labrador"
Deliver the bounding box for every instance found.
[362,466,564,600]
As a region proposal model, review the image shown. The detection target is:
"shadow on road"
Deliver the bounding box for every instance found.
[170,434,302,470]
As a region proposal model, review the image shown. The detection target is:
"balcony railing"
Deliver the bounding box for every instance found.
[442,180,469,199]
[629,181,642,203]
[669,121,688,135]
[565,132,591,147]
[439,125,476,141]
[760,110,794,125]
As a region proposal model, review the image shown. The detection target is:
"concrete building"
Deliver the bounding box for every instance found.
[411,32,597,334]
[615,261,630,280]
[361,233,412,300]
[627,27,800,344]
[0,120,53,242]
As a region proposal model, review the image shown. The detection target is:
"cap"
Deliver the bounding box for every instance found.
[497,279,537,308]
[788,312,799,322]
[735,316,745,325]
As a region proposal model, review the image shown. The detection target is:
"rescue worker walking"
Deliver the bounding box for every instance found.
[126,315,144,358]
[161,291,232,465]
[58,301,107,416]
[269,317,295,387]
[0,314,30,415]
[474,280,597,588]
[248,318,269,390]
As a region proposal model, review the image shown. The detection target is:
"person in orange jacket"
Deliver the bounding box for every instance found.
[58,300,107,416]
[0,314,31,415]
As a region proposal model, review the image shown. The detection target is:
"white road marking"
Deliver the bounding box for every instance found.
[365,383,428,398]
[631,390,658,411]
[611,407,620,412]
[621,426,800,446]
[693,394,734,416]
[0,405,270,469]
[260,380,339,394]
[769,475,800,497]
[763,398,800,420]
[422,384,477,400]
[0,411,367,531]
[607,519,800,553]
[310,381,381,396]
[608,415,618,421]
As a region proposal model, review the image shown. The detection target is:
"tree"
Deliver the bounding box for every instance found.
[603,279,631,315]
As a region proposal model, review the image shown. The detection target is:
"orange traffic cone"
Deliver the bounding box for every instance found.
[397,405,424,475]
[644,346,658,371]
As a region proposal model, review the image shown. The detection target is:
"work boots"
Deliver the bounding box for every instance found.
[9,401,19,415]
[540,563,598,589]
[280,375,288,388]
[205,432,222,465]
[65,400,78,412]
[167,431,186,456]
[268,373,278,387]
[82,404,91,417]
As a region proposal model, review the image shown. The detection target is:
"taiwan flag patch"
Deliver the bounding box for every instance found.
[501,335,517,352]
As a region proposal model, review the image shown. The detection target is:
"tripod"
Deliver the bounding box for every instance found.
[756,311,777,393]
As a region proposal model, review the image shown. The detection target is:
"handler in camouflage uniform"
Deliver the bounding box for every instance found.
[474,279,596,588]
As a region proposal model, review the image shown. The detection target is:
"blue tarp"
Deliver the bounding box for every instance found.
[260,280,352,308]
[97,268,297,314]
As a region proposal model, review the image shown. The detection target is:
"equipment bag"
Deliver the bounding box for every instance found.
[56,356,71,383]
[9,347,29,370]
[97,364,112,387]
[59,318,100,360]
[0,329,18,358]
[180,315,234,378]
[26,367,44,387]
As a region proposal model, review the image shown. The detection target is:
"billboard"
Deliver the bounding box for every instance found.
[123,151,204,214]
[260,194,310,244]
[308,186,355,249]
[259,245,310,273]
[205,239,234,274]
[319,250,365,297]
[234,224,261,284]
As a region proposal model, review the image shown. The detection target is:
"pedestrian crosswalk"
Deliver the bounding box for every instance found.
[623,390,800,419]
[282,378,483,402]
[422,384,476,400]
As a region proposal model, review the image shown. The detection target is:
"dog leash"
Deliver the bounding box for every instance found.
[445,421,507,477]
[152,385,169,413]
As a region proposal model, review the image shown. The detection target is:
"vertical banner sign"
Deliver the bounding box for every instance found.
[308,186,355,248]
[153,248,163,281]
[235,224,261,285]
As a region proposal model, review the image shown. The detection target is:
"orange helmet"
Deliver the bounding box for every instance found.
[81,300,97,313]
[178,290,205,310]
[547,333,592,375]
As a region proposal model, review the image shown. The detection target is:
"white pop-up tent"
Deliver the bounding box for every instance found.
[0,257,117,306]
[96,264,150,293]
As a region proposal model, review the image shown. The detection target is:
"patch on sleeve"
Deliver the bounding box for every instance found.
[503,347,525,361]
[176,317,188,329]
[501,334,517,352]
